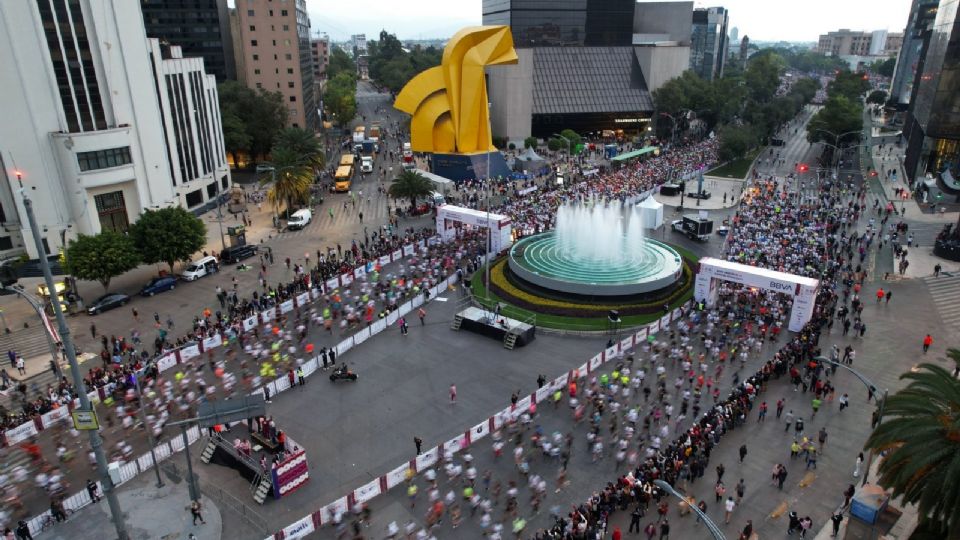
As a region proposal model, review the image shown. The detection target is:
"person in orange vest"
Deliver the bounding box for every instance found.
[923,334,933,353]
[876,288,884,303]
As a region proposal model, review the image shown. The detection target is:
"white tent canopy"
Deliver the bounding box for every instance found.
[638,196,663,229]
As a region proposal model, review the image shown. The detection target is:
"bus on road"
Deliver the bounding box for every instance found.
[334,165,353,192]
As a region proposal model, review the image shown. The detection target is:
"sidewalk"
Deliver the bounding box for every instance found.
[40,465,222,540]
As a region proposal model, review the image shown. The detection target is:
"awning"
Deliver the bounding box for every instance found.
[611,146,659,162]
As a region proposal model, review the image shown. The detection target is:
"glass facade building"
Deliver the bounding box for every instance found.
[690,7,728,81]
[482,0,635,47]
[904,0,960,184]
[140,0,236,82]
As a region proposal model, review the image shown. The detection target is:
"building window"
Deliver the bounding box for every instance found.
[251,39,258,47]
[289,95,296,102]
[254,69,261,75]
[76,147,132,172]
[221,175,229,189]
[256,83,262,88]
[0,237,13,251]
[288,81,295,88]
[287,68,294,74]
[269,9,273,16]
[253,54,259,61]
[281,9,288,16]
[247,9,254,16]
[206,182,218,200]
[185,189,203,207]
[283,25,289,31]
[285,53,292,60]
[94,191,129,232]
[249,25,256,31]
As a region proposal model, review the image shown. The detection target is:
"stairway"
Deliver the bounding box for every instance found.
[199,439,217,464]
[252,475,272,504]
[0,325,56,363]
[503,332,517,350]
[451,314,463,330]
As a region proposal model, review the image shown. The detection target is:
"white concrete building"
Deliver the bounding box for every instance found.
[0,0,229,259]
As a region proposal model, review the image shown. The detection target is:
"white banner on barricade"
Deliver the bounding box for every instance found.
[320,497,349,525]
[443,434,466,456]
[672,307,683,321]
[370,319,387,335]
[659,314,671,331]
[353,267,366,279]
[391,249,402,261]
[262,309,275,324]
[403,244,415,256]
[202,335,221,351]
[398,302,412,317]
[553,375,568,388]
[386,311,398,325]
[181,344,200,361]
[341,274,353,287]
[4,422,38,446]
[336,337,354,357]
[589,354,603,371]
[378,255,391,267]
[169,435,185,452]
[635,327,648,343]
[281,516,315,540]
[354,478,382,504]
[576,363,588,378]
[302,359,318,377]
[353,327,371,345]
[274,376,291,394]
[326,278,339,291]
[154,442,172,461]
[620,336,634,352]
[428,236,440,246]
[280,300,295,314]
[415,447,439,471]
[187,425,201,444]
[41,406,70,429]
[87,390,100,405]
[417,239,426,249]
[516,395,531,413]
[471,420,490,442]
[137,452,155,472]
[385,463,410,490]
[118,462,139,484]
[243,316,259,332]
[412,296,423,308]
[157,352,178,373]
[648,320,660,335]
[605,346,618,361]
[297,292,310,306]
[535,386,552,403]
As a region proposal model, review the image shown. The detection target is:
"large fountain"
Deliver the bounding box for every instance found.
[507,200,683,297]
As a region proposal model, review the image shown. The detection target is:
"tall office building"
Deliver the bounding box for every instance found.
[483,0,691,140]
[690,7,728,80]
[234,0,318,131]
[140,0,236,82]
[903,0,960,190]
[0,0,229,259]
[312,34,330,85]
[890,0,940,108]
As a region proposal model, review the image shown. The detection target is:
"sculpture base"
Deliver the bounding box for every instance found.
[431,151,512,182]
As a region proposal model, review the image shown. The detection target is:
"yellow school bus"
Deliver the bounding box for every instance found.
[339,155,355,167]
[334,165,353,192]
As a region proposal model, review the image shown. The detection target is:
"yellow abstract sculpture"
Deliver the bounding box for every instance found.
[395,26,518,154]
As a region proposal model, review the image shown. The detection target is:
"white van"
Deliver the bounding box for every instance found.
[182,255,219,281]
[287,208,312,230]
[360,156,374,174]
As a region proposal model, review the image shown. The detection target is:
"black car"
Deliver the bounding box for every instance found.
[140,276,178,296]
[221,244,258,264]
[87,293,130,315]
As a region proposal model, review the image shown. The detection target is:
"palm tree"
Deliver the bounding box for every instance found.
[273,127,325,172]
[947,348,960,379]
[388,170,435,209]
[863,363,960,537]
[263,146,312,216]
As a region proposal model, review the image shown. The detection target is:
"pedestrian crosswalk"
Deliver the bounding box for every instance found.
[924,274,960,332]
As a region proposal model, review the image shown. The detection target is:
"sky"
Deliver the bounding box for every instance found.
[306,0,912,44]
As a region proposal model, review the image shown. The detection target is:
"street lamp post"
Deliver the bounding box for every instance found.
[133,361,165,488]
[816,357,888,487]
[653,480,726,540]
[14,171,129,539]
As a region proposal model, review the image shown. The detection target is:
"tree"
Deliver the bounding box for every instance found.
[867,90,888,105]
[327,47,356,81]
[828,70,871,102]
[524,137,538,149]
[273,127,324,171]
[324,72,357,126]
[388,170,434,209]
[264,146,313,216]
[64,231,140,293]
[129,207,207,273]
[947,348,960,378]
[367,31,442,92]
[718,124,758,162]
[559,129,582,153]
[217,81,286,162]
[870,57,897,78]
[806,95,863,145]
[863,363,960,538]
[743,53,785,104]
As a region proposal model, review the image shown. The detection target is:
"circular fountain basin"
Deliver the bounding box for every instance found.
[508,231,683,297]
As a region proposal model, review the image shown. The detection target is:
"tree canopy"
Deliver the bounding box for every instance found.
[388,170,434,208]
[128,207,207,273]
[869,56,897,78]
[217,81,286,163]
[367,30,443,93]
[323,72,357,127]
[273,127,324,171]
[827,70,871,102]
[864,363,960,538]
[263,146,313,215]
[327,47,356,81]
[806,95,863,145]
[64,231,141,293]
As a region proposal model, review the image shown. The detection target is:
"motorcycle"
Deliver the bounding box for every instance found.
[329,364,358,382]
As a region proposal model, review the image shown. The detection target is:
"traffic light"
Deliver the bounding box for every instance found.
[797,164,809,173]
[870,170,878,177]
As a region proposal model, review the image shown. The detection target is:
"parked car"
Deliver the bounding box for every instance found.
[87,293,130,315]
[140,276,177,297]
[286,209,312,230]
[221,244,258,264]
[181,256,219,281]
